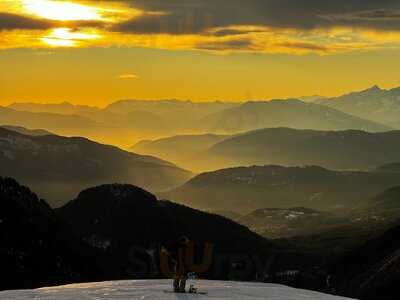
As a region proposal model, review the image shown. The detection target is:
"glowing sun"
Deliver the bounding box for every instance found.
[23,0,102,21]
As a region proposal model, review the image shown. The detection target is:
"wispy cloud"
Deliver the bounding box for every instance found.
[118,73,139,80]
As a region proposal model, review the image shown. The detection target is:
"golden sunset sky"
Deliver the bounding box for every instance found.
[1,0,400,106]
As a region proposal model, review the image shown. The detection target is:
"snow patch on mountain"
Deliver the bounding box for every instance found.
[0,280,354,300]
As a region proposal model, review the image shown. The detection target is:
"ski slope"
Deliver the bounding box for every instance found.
[0,280,354,299]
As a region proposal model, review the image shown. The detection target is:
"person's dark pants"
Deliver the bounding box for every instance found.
[172,260,187,292]
[173,277,187,292]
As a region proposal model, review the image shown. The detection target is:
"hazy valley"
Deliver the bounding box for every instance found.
[2,85,400,300]
[0,127,191,207]
[2,86,395,150]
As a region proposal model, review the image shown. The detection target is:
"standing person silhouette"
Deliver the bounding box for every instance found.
[161,236,191,293]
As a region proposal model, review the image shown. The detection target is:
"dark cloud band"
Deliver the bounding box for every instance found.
[109,0,400,34]
[0,13,53,30]
[0,12,106,31]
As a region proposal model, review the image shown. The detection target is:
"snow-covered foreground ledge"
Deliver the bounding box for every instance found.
[0,280,355,300]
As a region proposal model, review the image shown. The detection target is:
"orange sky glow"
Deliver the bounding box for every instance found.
[1,0,400,106]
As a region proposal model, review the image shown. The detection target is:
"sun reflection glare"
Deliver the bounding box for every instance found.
[41,27,100,47]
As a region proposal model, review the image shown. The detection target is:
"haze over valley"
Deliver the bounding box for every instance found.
[2,85,396,150]
[2,73,400,300]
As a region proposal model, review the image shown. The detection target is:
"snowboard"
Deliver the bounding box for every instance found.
[163,290,208,295]
[165,273,206,294]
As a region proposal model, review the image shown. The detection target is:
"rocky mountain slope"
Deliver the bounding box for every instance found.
[238,207,348,239]
[164,165,400,213]
[131,134,228,171]
[0,106,98,131]
[0,128,192,207]
[204,128,400,170]
[0,178,277,289]
[57,183,275,280]
[1,125,53,136]
[0,177,101,291]
[317,85,400,128]
[331,220,400,300]
[200,100,390,134]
